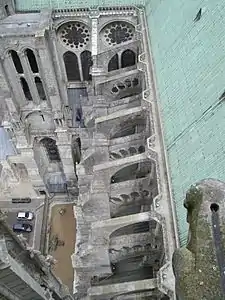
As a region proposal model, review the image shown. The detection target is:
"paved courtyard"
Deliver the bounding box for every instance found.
[48,203,76,292]
[0,198,45,249]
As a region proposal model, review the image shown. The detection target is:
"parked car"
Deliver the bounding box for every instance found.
[12,197,31,203]
[17,211,34,221]
[12,223,33,233]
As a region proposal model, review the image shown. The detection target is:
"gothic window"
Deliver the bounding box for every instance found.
[25,49,39,73]
[138,145,145,153]
[41,138,61,162]
[20,77,32,101]
[35,77,46,100]
[5,5,10,16]
[63,51,80,81]
[81,50,93,81]
[9,50,23,74]
[121,49,136,68]
[108,54,119,72]
[103,21,134,46]
[59,22,90,50]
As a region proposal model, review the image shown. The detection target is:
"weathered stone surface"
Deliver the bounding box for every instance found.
[173,179,225,300]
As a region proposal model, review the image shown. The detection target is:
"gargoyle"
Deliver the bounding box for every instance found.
[172,179,225,299]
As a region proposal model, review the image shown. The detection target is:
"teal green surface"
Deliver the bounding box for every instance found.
[146,0,225,245]
[15,0,145,10]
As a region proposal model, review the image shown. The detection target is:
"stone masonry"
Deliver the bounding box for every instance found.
[0,2,178,299]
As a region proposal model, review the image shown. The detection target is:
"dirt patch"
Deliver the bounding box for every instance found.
[48,204,76,292]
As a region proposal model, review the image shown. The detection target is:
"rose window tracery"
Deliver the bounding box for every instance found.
[59,22,90,50]
[103,22,135,46]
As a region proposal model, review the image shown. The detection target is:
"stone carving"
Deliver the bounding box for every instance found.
[58,21,90,50]
[172,179,225,300]
[102,21,134,46]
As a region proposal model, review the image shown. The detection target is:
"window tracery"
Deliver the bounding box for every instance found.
[59,22,90,50]
[103,21,135,46]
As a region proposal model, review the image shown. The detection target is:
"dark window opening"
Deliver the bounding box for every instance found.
[121,49,136,68]
[81,50,93,81]
[5,5,10,16]
[138,145,145,153]
[40,113,45,121]
[39,190,46,195]
[35,77,46,100]
[64,51,80,81]
[76,107,82,122]
[41,138,61,162]
[108,54,119,72]
[20,77,32,101]
[76,137,81,151]
[25,49,39,73]
[210,203,219,212]
[10,50,23,74]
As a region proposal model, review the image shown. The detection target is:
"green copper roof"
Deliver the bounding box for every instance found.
[15,0,145,11]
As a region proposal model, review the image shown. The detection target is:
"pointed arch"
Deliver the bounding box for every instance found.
[80,50,93,81]
[9,50,23,74]
[25,49,39,73]
[20,77,32,101]
[5,5,10,16]
[35,77,46,100]
[121,49,136,68]
[63,51,80,81]
[110,222,150,238]
[108,54,119,72]
[111,161,153,184]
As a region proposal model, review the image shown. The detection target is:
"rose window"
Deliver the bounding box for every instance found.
[59,22,90,50]
[103,22,134,46]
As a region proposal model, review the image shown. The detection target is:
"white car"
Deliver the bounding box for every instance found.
[17,211,34,221]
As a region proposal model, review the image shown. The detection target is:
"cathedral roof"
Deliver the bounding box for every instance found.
[14,0,145,11]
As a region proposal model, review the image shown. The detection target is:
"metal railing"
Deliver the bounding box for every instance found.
[15,0,146,11]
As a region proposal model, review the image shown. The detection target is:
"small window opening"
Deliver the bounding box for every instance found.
[63,51,80,81]
[121,49,136,68]
[39,190,46,195]
[108,54,119,72]
[81,50,93,81]
[10,50,23,74]
[5,5,10,16]
[25,49,39,73]
[20,77,32,101]
[39,112,45,121]
[76,137,81,151]
[210,203,219,212]
[35,77,46,100]
[194,8,202,22]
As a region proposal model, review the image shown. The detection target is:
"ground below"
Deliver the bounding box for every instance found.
[48,203,76,292]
